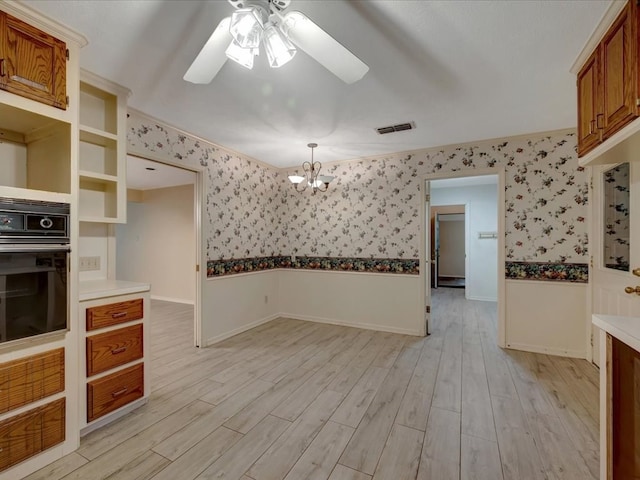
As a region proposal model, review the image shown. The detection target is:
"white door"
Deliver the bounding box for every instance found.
[591,162,640,367]
[425,181,431,335]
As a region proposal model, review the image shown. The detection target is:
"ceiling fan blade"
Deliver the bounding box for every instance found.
[184,17,232,84]
[282,11,369,84]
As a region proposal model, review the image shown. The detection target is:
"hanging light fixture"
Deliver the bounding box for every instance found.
[288,143,335,195]
[225,0,297,70]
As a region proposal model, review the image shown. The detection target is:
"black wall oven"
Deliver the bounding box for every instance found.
[0,198,70,344]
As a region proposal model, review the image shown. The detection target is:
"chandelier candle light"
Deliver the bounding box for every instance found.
[288,143,335,194]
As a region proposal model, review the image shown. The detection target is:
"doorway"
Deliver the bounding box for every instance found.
[421,168,505,346]
[115,155,202,347]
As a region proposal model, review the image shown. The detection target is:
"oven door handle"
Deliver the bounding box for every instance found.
[0,244,70,253]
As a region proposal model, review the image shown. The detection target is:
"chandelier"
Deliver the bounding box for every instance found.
[225,0,296,70]
[288,143,335,194]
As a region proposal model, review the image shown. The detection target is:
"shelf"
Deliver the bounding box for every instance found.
[79,170,118,183]
[79,125,118,143]
[79,177,118,221]
[0,103,71,194]
[79,82,117,135]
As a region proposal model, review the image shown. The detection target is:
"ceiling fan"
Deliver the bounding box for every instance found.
[183,0,369,85]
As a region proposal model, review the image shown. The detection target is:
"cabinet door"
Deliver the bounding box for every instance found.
[601,1,638,139]
[577,47,602,156]
[0,11,67,110]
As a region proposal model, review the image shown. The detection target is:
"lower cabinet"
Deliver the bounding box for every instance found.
[80,290,150,434]
[0,398,65,472]
[87,363,143,422]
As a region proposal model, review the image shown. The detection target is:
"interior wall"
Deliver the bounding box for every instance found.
[438,216,465,277]
[116,184,195,304]
[78,223,110,281]
[431,184,498,301]
[0,141,26,188]
[279,270,423,335]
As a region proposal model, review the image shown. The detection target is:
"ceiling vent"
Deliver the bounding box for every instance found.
[376,121,415,135]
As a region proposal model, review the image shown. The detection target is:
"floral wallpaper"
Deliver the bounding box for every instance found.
[282,132,588,265]
[127,113,588,282]
[603,163,629,271]
[127,114,284,261]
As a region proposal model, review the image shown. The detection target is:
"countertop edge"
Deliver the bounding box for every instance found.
[593,314,640,352]
[79,280,151,302]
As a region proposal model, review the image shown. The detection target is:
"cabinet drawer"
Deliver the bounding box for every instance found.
[86,324,143,377]
[0,348,64,414]
[0,398,65,472]
[86,298,143,331]
[87,363,143,422]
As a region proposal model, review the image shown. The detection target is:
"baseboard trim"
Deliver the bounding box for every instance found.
[505,342,586,359]
[204,313,280,346]
[466,295,497,302]
[280,312,422,337]
[151,295,195,305]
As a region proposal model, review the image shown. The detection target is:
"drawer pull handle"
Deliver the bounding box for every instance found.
[111,347,127,355]
[111,387,128,398]
[112,312,127,319]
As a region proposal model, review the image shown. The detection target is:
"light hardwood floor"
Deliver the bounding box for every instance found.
[25,288,599,480]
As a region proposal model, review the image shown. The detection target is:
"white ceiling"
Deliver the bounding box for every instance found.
[23,0,611,168]
[127,155,195,190]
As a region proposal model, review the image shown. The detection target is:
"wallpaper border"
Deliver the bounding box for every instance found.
[505,261,588,283]
[207,256,420,277]
[208,257,589,283]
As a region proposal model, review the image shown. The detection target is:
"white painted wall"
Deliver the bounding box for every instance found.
[279,270,423,336]
[505,280,587,357]
[202,271,281,345]
[116,184,195,304]
[0,141,26,188]
[431,183,498,301]
[78,223,110,281]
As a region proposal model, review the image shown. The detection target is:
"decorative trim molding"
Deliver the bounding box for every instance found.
[505,261,589,283]
[207,256,420,277]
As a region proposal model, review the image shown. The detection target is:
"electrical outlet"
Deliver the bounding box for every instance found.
[79,256,101,271]
[264,295,269,304]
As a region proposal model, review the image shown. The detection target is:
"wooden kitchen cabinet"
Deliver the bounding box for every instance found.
[0,11,67,109]
[79,288,150,434]
[601,1,638,138]
[577,48,602,156]
[0,398,65,472]
[577,0,640,157]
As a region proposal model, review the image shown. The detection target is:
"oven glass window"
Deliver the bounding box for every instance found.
[0,251,68,343]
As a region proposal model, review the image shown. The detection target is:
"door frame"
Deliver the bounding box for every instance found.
[123,153,205,348]
[420,167,506,346]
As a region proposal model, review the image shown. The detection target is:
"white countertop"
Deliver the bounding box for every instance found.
[593,314,640,352]
[79,279,150,301]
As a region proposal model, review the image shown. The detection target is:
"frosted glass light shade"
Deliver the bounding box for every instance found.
[229,8,264,49]
[288,175,305,184]
[318,175,334,184]
[263,24,296,68]
[225,41,255,69]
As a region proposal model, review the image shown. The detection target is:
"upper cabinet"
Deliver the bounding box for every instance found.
[600,2,637,138]
[0,10,67,110]
[577,48,602,156]
[573,0,640,166]
[576,1,638,158]
[78,71,130,223]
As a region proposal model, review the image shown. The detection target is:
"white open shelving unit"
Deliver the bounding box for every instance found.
[78,71,130,223]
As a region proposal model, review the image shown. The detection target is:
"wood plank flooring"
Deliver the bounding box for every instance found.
[24,288,599,480]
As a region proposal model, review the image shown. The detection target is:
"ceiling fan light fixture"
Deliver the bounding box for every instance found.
[263,23,296,68]
[229,7,264,49]
[225,40,256,69]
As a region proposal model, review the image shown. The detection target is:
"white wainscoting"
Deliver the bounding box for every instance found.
[202,270,281,346]
[505,279,587,358]
[278,270,424,336]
